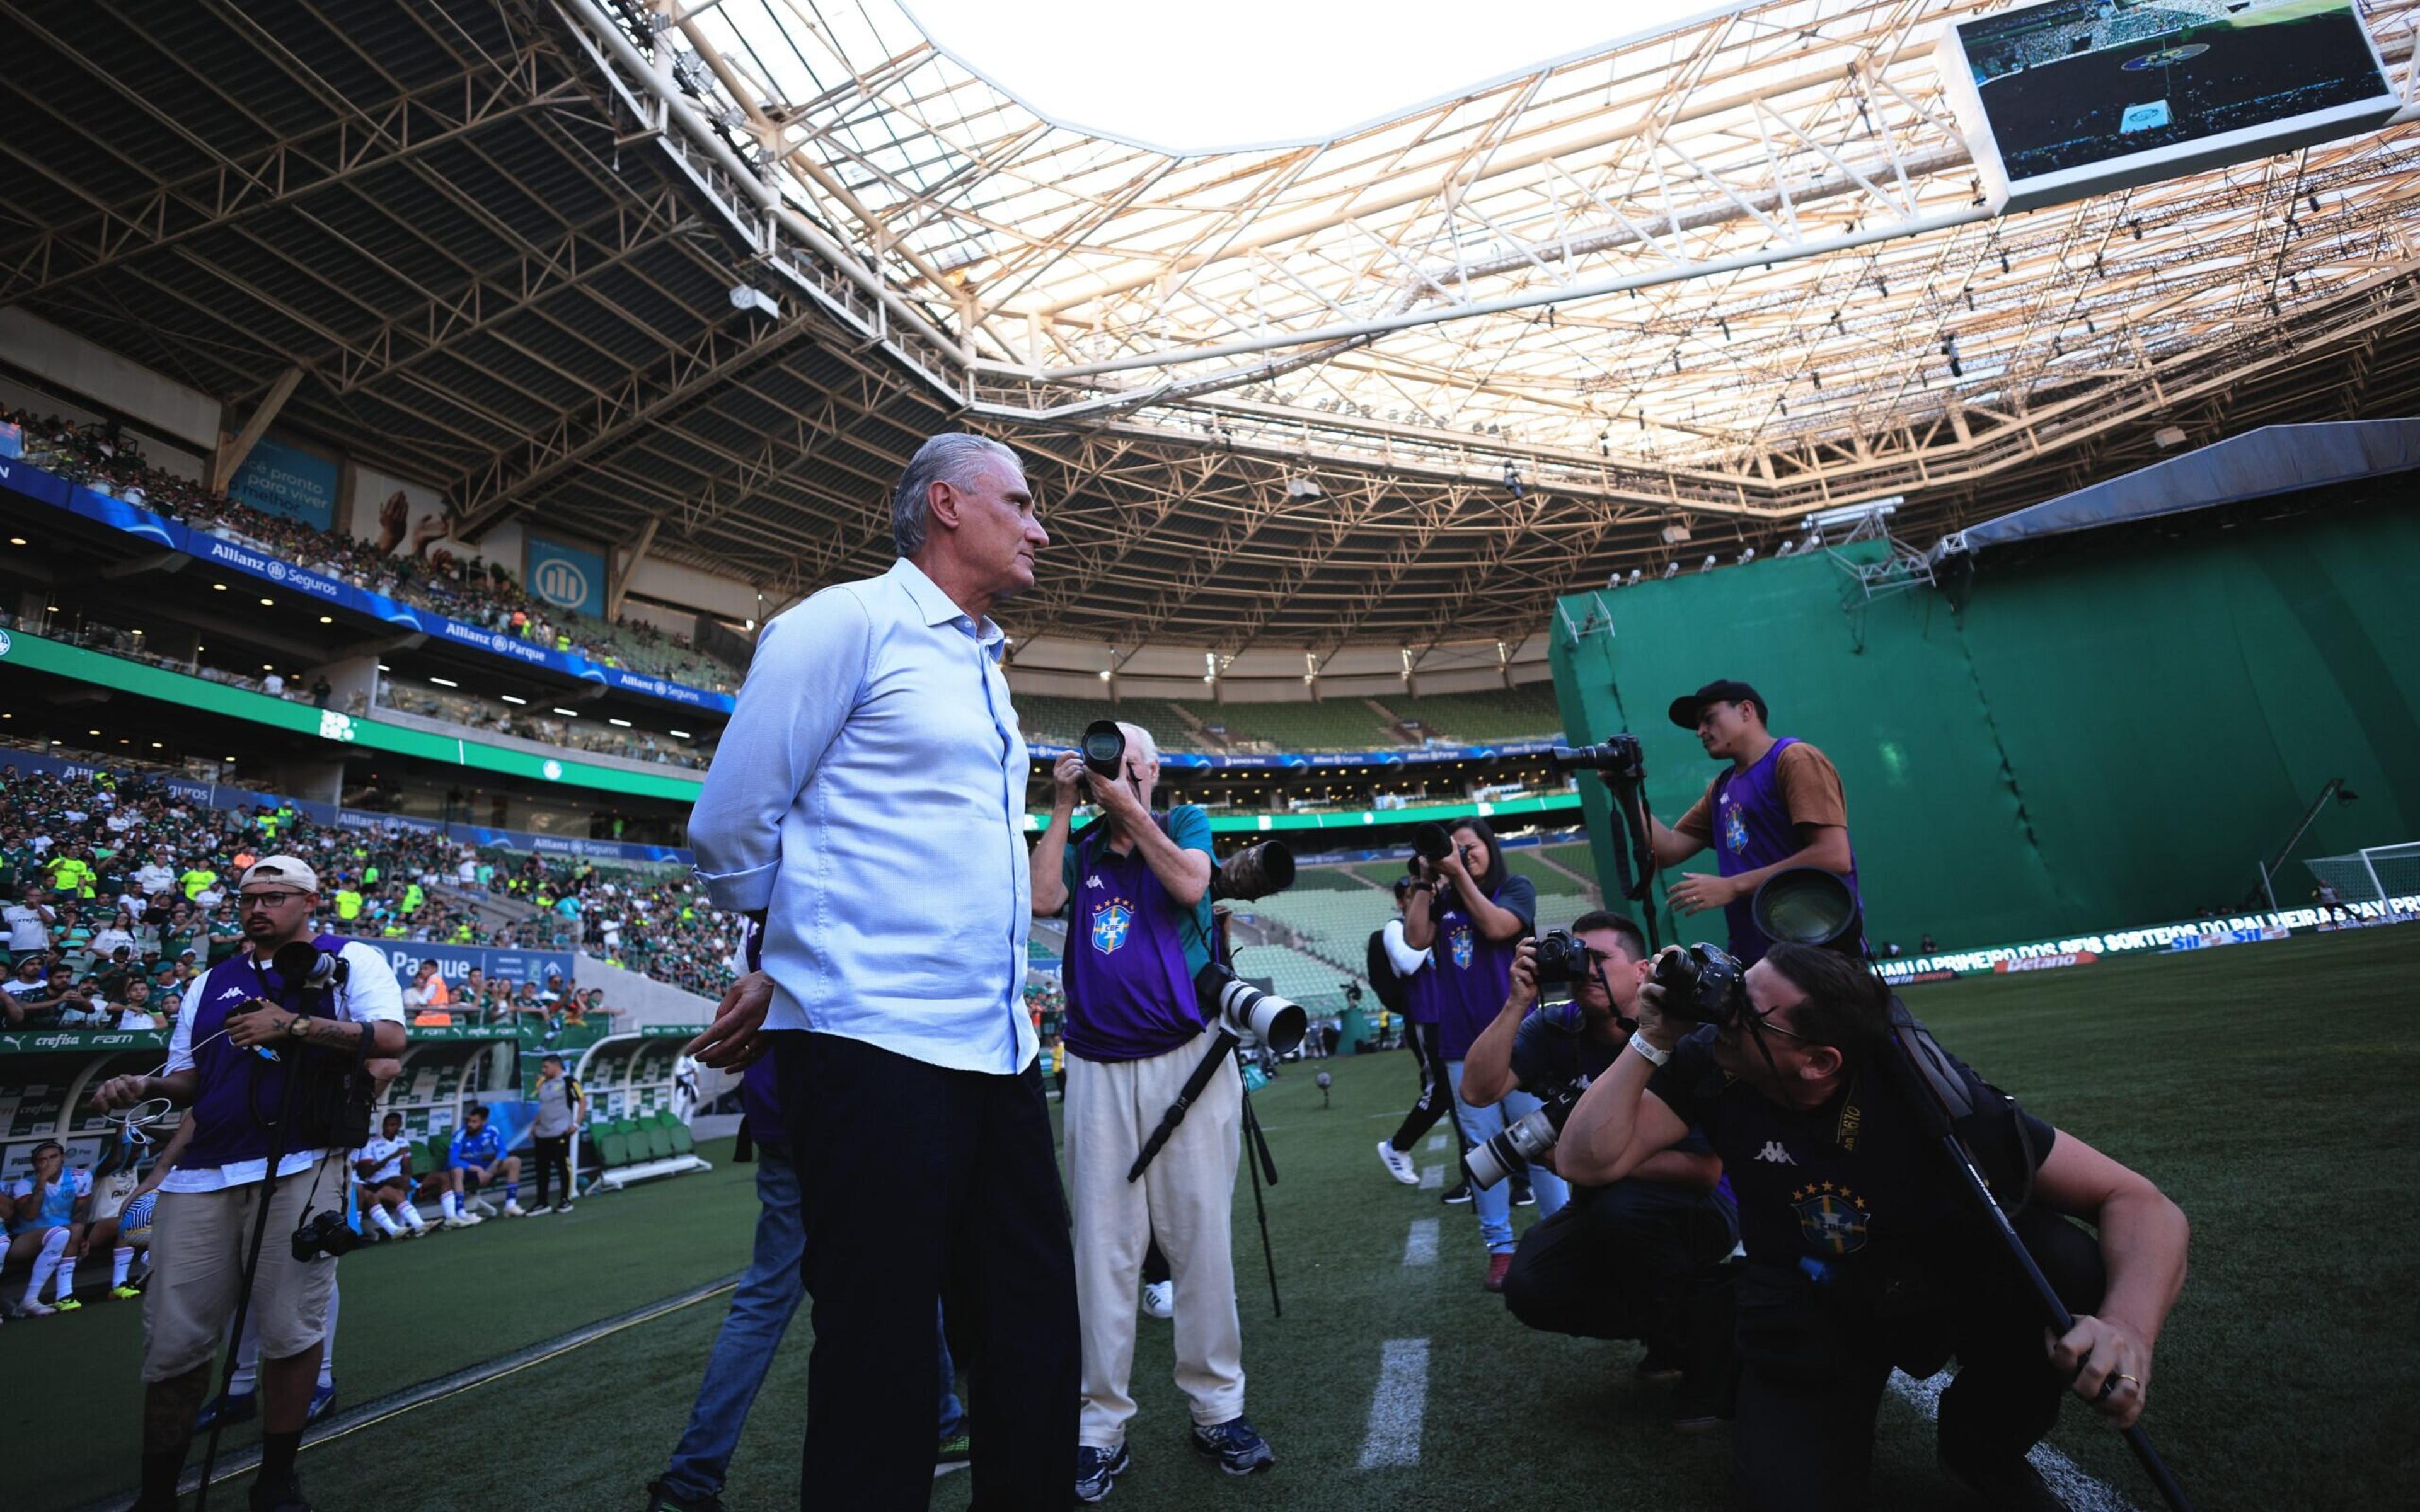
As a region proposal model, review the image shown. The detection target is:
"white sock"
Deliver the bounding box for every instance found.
[401,1202,427,1230]
[441,1191,459,1220]
[112,1246,134,1288]
[54,1254,76,1301]
[23,1227,67,1306]
[369,1206,403,1236]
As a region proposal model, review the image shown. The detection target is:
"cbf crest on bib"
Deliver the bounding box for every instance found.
[1449,924,1474,970]
[1790,1181,1869,1255]
[1723,801,1751,856]
[1090,899,1134,954]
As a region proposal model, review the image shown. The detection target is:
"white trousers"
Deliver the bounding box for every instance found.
[1064,1031,1246,1448]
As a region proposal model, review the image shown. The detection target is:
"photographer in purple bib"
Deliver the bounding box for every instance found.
[1030,719,1275,1503]
[1647,680,1857,965]
[1400,817,1542,1291]
[86,855,406,1512]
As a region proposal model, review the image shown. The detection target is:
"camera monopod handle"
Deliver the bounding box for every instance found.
[1127,1029,1242,1184]
[1876,1029,2196,1512]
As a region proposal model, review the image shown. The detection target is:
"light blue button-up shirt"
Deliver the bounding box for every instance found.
[688,557,1035,1074]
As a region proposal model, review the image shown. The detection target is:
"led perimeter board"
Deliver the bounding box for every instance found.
[1935,0,2398,212]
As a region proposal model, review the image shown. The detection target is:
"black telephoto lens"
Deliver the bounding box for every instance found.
[1215,840,1296,902]
[1410,822,1452,862]
[1079,719,1126,779]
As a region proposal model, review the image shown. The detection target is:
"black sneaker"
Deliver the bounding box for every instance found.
[1074,1441,1130,1503]
[1190,1416,1276,1476]
[1940,1446,2071,1511]
[195,1390,257,1430]
[643,1479,726,1512]
[248,1475,313,1512]
[1511,1178,1536,1208]
[1440,1182,1472,1205]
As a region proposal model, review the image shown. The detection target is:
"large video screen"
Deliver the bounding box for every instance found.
[1937,0,2398,212]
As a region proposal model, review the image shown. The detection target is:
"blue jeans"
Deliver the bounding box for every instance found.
[659,1145,962,1498]
[1444,1060,1569,1254]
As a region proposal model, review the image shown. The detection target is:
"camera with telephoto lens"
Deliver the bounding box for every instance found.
[1213,840,1296,902]
[1651,941,1748,1027]
[272,939,347,991]
[1467,1085,1581,1191]
[292,1208,366,1261]
[1080,719,1127,779]
[1405,822,1453,878]
[1531,929,1596,988]
[1548,733,1647,784]
[1194,961,1306,1055]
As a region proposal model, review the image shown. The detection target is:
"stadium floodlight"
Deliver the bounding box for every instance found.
[1738,547,1757,566]
[1700,555,1717,573]
[1660,522,1692,545]
[1627,568,1642,586]
[2155,426,2189,449]
[1285,476,1324,501]
[1776,539,1796,558]
[727,284,780,318]
[1807,498,1902,532]
[1661,562,1680,580]
[553,707,580,718]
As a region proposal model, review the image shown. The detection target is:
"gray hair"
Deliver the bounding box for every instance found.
[892,432,1022,558]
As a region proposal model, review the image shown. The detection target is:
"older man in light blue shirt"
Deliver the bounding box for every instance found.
[681,432,1077,1511]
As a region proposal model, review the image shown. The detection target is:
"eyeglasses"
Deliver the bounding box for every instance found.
[238,891,310,910]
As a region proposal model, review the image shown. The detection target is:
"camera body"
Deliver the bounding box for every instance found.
[1548,734,1646,784]
[1195,961,1307,1056]
[292,1208,364,1262]
[1407,822,1452,874]
[1467,1084,1581,1191]
[1651,941,1748,1027]
[1532,928,1594,988]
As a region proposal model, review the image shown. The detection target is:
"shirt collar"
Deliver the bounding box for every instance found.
[889,557,1005,653]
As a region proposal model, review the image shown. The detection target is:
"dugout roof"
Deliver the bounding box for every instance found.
[4,0,2420,662]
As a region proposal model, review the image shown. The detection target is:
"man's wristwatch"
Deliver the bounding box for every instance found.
[286,1013,309,1041]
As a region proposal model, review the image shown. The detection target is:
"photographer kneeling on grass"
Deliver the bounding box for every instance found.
[1559,942,2188,1511]
[1457,911,1739,1419]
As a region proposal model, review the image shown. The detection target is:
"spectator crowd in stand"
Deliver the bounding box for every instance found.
[4,407,739,694]
[0,766,744,1039]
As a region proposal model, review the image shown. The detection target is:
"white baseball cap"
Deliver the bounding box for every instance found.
[239,855,321,895]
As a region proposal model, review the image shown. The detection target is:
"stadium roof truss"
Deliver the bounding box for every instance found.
[4,0,2420,655]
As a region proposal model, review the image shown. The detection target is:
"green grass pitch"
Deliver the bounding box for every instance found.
[14,927,2417,1509]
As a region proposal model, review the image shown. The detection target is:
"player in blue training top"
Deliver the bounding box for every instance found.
[440,1103,524,1227]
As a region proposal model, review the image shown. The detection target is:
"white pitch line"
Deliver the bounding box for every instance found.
[1358,1338,1431,1469]
[1425,1133,1447,1152]
[1402,1218,1438,1266]
[1419,1163,1443,1189]
[1886,1371,2138,1512]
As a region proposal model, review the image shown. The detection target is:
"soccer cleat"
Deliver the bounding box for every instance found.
[440,1215,480,1230]
[16,1300,57,1317]
[1440,1182,1472,1205]
[1073,1442,1130,1502]
[195,1390,258,1429]
[642,1479,725,1512]
[112,1285,144,1300]
[1190,1416,1275,1477]
[1375,1140,1419,1186]
[308,1382,337,1424]
[503,1200,526,1217]
[1483,1254,1513,1293]
[54,1297,83,1312]
[1510,1177,1536,1208]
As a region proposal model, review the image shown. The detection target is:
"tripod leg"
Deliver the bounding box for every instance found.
[1239,1092,1281,1318]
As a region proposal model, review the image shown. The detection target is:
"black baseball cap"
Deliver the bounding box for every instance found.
[1668,679,1769,730]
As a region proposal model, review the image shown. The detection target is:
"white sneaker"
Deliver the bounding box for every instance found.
[503,1200,526,1217]
[1376,1140,1419,1186]
[1141,1280,1175,1320]
[17,1300,57,1316]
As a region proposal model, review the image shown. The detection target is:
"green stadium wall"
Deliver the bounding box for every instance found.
[1547,499,2420,952]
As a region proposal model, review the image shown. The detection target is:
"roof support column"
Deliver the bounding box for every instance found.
[210,365,304,493]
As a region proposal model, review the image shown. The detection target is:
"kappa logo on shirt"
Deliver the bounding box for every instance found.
[214,987,249,1004]
[1754,1140,1797,1166]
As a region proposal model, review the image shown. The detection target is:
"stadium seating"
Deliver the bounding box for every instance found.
[1230,942,1359,1014]
[1168,699,1400,752]
[1381,684,1565,744]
